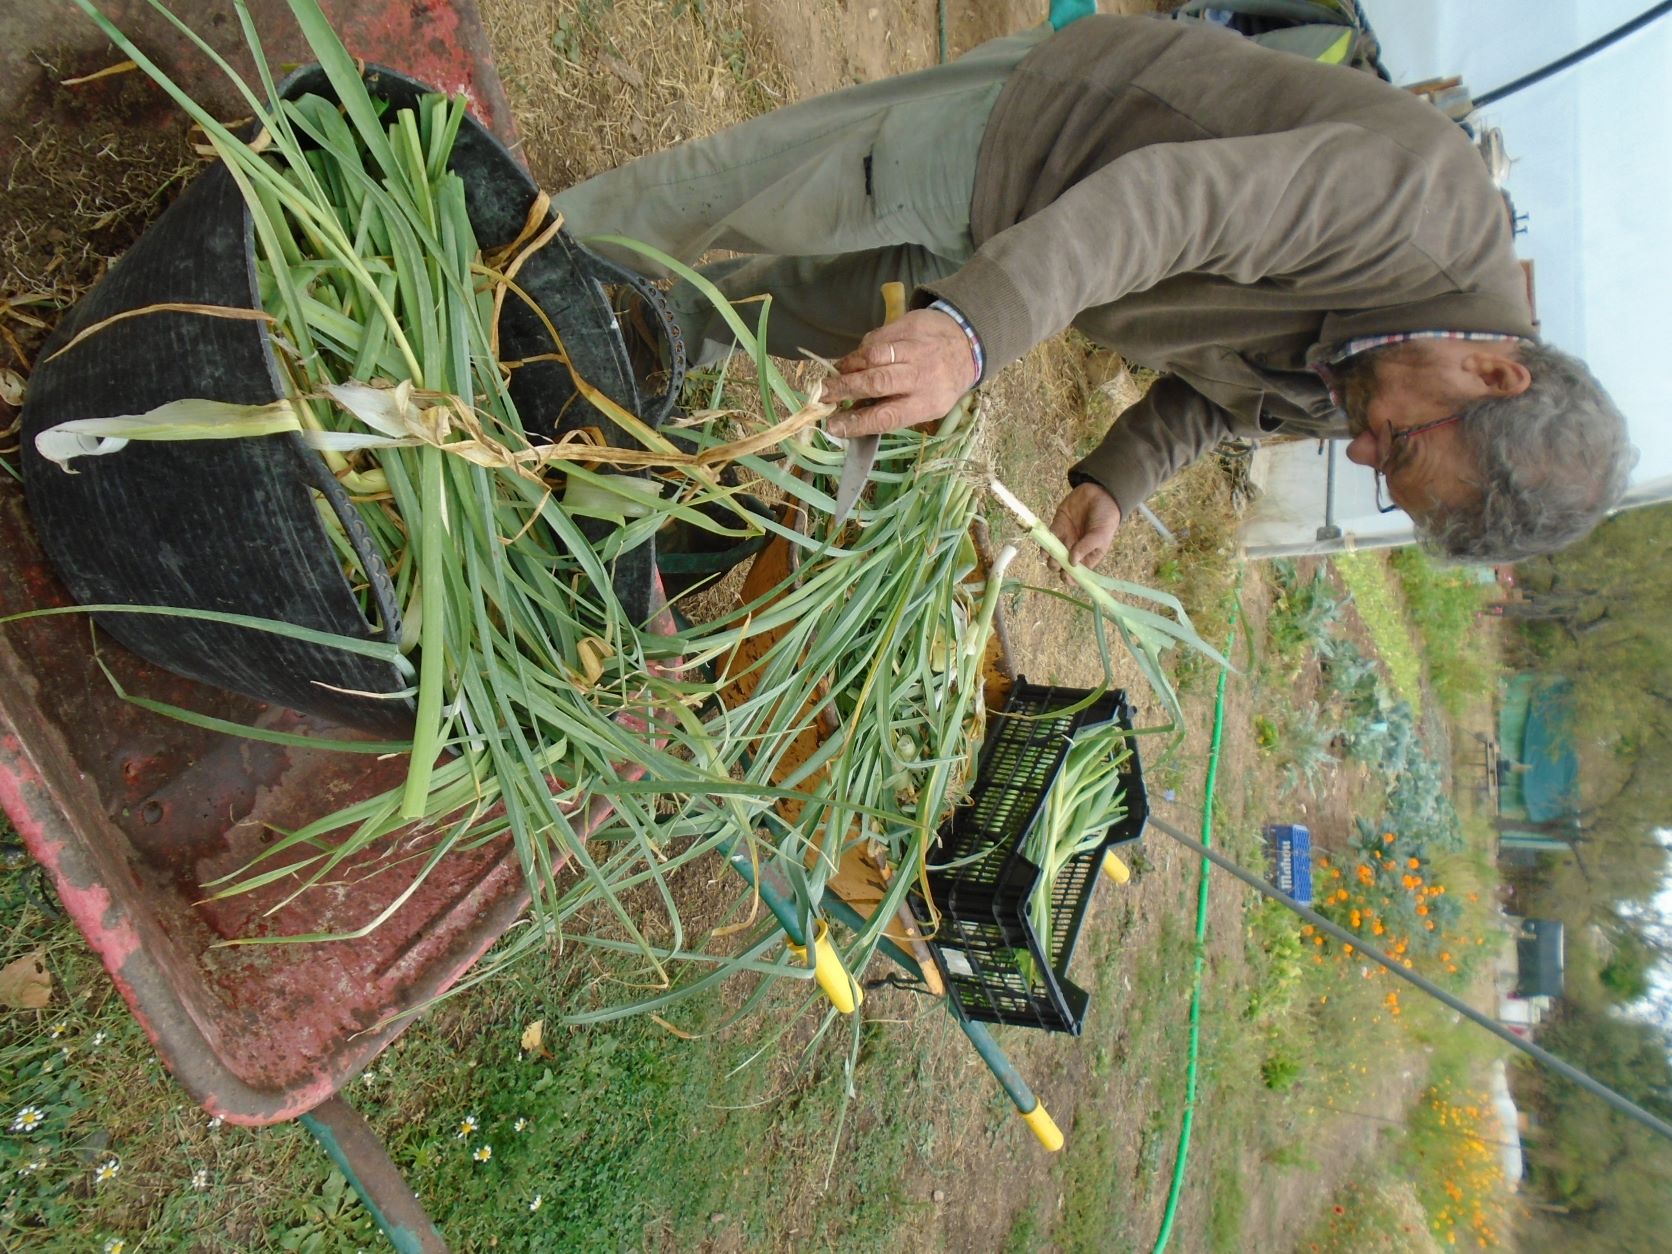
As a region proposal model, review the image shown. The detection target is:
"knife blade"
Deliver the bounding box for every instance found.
[830,281,907,525]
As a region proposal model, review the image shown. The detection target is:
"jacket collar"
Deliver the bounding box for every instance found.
[1310,290,1538,364]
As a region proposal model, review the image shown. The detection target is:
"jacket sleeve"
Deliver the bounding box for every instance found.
[1069,374,1238,517]
[923,121,1440,375]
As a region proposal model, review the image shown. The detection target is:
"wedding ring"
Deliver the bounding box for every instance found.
[888,344,896,365]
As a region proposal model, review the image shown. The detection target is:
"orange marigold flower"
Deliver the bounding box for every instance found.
[1407,856,1421,869]
[1301,925,1315,937]
[1372,922,1386,935]
[1416,904,1429,916]
[1382,833,1395,844]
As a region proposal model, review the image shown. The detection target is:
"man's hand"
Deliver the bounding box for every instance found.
[1049,481,1122,570]
[822,308,977,437]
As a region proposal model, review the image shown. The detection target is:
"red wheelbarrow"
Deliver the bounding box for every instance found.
[0,4,629,1249]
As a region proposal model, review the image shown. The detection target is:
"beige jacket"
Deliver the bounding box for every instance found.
[922,15,1536,514]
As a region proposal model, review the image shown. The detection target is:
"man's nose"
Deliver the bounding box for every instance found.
[1344,429,1378,467]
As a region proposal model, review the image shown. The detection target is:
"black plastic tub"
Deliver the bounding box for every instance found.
[20,64,681,736]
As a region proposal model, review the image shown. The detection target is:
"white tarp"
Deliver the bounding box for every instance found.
[1240,438,1416,560]
[1489,1058,1526,1185]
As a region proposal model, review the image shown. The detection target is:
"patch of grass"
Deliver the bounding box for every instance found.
[1207,1159,1248,1252]
[1264,558,1351,672]
[1055,1110,1125,1254]
[1299,1170,1441,1253]
[1332,553,1426,709]
[1387,548,1498,717]
[0,878,336,1252]
[0,860,957,1254]
[360,955,958,1254]
[1002,1200,1048,1254]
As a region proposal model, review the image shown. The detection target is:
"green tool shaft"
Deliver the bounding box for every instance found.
[821,893,926,981]
[721,832,808,947]
[952,1005,1038,1113]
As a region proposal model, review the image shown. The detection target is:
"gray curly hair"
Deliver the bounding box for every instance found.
[1420,341,1635,562]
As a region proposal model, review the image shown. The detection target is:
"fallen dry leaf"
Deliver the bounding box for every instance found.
[520,1019,545,1055]
[0,949,52,1010]
[600,53,644,89]
[0,367,24,408]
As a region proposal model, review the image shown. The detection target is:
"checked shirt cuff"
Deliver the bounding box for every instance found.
[927,298,986,387]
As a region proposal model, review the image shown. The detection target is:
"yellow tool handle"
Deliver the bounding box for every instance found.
[881,280,907,325]
[1102,851,1132,885]
[786,919,863,1014]
[1021,1101,1065,1152]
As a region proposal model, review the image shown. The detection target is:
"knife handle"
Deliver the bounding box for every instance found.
[881,281,907,325]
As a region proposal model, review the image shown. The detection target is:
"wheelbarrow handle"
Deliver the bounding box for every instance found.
[785,918,863,1015]
[300,1095,450,1252]
[723,837,862,1015]
[951,1007,1064,1152]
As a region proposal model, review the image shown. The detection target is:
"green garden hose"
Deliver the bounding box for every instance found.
[1152,603,1238,1254]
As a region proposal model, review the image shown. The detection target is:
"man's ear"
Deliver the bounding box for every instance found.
[1471,350,1532,398]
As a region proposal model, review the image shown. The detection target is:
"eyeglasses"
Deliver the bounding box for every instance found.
[1372,413,1466,514]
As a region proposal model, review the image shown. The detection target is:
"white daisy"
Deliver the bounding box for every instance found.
[10,1106,45,1133]
[94,1158,120,1184]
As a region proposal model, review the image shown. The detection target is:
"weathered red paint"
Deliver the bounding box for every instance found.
[0,0,649,1127]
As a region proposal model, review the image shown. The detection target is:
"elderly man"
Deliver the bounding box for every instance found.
[554,14,1633,564]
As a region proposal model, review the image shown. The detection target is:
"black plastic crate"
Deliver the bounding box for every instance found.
[920,681,1147,1033]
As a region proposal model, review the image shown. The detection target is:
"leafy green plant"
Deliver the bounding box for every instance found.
[549,0,614,63]
[1320,639,1384,720]
[1259,1050,1302,1092]
[1265,559,1350,665]
[269,1170,376,1252]
[1255,702,1340,797]
[1388,546,1498,716]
